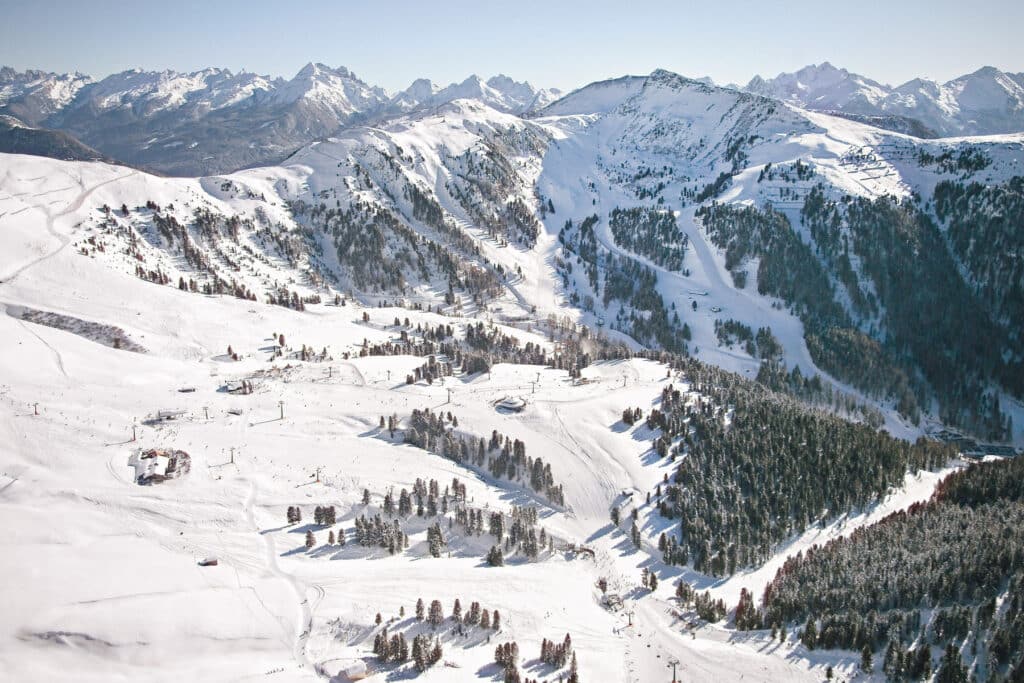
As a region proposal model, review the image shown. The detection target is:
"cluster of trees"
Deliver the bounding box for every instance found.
[404,354,454,385]
[411,633,443,672]
[558,215,600,292]
[306,195,502,303]
[313,505,336,525]
[404,408,565,506]
[425,523,445,557]
[456,504,552,561]
[675,580,728,623]
[447,133,545,248]
[621,407,644,425]
[608,206,687,271]
[600,253,690,353]
[415,596,500,631]
[486,545,505,566]
[650,380,954,575]
[916,148,991,174]
[756,159,815,184]
[494,641,521,682]
[352,514,408,554]
[373,627,410,664]
[756,360,885,427]
[539,634,574,667]
[841,190,1013,437]
[799,183,1019,437]
[713,320,783,361]
[752,457,1024,680]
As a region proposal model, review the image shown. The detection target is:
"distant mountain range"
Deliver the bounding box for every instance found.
[0,63,560,175]
[742,62,1024,138]
[2,61,1022,176]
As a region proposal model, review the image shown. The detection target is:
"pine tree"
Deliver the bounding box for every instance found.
[935,643,968,683]
[860,643,873,673]
[567,651,580,683]
[801,618,817,650]
[305,530,315,549]
[452,598,462,622]
[428,599,444,626]
[416,598,425,621]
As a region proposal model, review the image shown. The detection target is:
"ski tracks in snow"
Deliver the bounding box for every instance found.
[243,478,325,676]
[1,169,137,285]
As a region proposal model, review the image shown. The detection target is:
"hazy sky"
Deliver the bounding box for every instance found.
[2,0,1021,91]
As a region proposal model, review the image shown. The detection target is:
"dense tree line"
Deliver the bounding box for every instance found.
[404,408,565,506]
[828,190,1014,438]
[650,381,953,575]
[755,457,1024,681]
[934,177,1024,356]
[608,206,687,271]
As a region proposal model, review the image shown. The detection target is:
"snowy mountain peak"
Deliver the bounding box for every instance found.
[271,62,388,113]
[390,73,560,115]
[0,66,94,124]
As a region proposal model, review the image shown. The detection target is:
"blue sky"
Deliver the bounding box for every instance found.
[2,0,1021,91]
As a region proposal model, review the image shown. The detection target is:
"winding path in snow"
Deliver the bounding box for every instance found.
[243,478,325,677]
[0,169,137,285]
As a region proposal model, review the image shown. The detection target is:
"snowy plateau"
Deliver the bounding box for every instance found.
[1,62,1023,683]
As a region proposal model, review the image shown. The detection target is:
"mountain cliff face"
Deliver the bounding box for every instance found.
[745,62,1024,137]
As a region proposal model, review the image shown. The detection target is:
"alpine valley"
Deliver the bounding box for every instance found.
[1,59,1022,683]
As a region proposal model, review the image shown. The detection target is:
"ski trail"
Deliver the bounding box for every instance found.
[243,479,323,676]
[1,170,138,284]
[17,319,68,377]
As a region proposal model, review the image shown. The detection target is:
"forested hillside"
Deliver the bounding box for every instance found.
[755,457,1024,681]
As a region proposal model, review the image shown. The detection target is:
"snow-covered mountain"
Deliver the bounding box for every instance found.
[0,66,93,124]
[3,63,1024,683]
[0,64,561,175]
[388,74,561,115]
[745,62,1024,137]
